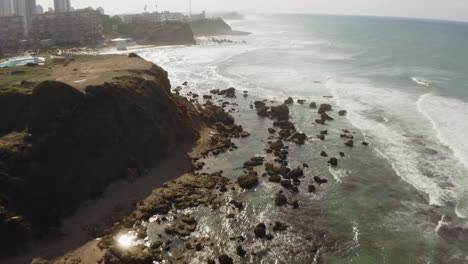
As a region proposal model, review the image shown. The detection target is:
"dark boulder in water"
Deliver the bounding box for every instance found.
[268,128,276,134]
[219,87,236,98]
[314,176,328,184]
[318,103,332,114]
[284,97,294,104]
[297,99,306,104]
[236,245,247,257]
[315,119,326,125]
[257,106,269,117]
[287,167,304,179]
[362,141,369,146]
[254,223,267,238]
[218,254,234,264]
[273,221,288,232]
[321,151,328,157]
[237,174,259,189]
[279,129,292,138]
[317,134,325,141]
[328,158,338,167]
[345,140,354,147]
[321,112,334,121]
[269,175,281,182]
[338,110,348,116]
[254,101,266,109]
[275,192,288,206]
[310,102,317,109]
[291,132,307,145]
[308,185,316,193]
[281,180,293,189]
[270,104,290,120]
[320,130,328,135]
[339,152,345,157]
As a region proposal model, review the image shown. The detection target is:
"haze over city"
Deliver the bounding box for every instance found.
[36,0,468,22]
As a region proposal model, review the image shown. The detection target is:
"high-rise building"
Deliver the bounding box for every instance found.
[0,0,13,17]
[36,4,43,14]
[12,0,36,35]
[0,16,25,51]
[54,0,71,13]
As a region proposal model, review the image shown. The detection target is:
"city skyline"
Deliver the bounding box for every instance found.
[34,0,468,22]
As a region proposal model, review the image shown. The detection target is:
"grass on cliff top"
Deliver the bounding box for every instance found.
[0,54,124,95]
[0,66,51,95]
[0,132,27,154]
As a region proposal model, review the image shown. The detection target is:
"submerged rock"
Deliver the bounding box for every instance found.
[270,104,290,120]
[318,103,332,114]
[254,223,267,238]
[310,102,317,108]
[284,97,294,104]
[218,254,234,264]
[345,140,354,147]
[314,176,328,185]
[321,151,328,157]
[268,128,276,134]
[297,99,306,104]
[275,192,288,206]
[254,101,266,109]
[219,87,236,98]
[338,110,348,116]
[236,245,247,257]
[273,222,288,232]
[237,174,259,189]
[328,157,338,167]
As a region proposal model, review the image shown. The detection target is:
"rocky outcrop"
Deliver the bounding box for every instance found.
[189,18,233,36]
[124,21,196,46]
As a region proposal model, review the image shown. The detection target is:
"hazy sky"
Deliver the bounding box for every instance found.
[36,0,468,22]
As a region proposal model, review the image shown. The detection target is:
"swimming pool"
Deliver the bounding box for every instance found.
[0,57,46,68]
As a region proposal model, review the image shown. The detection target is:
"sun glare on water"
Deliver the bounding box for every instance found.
[116,233,136,249]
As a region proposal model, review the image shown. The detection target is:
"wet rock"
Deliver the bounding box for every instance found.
[318,103,332,114]
[268,128,276,134]
[284,97,294,104]
[218,254,233,264]
[257,106,269,117]
[269,140,284,151]
[208,260,216,264]
[315,119,326,125]
[237,174,259,189]
[254,223,267,238]
[236,245,247,257]
[303,163,309,168]
[269,175,282,183]
[287,167,304,179]
[182,81,188,86]
[273,120,295,130]
[310,102,317,109]
[316,134,325,141]
[362,141,369,146]
[243,157,264,167]
[164,217,197,237]
[240,131,251,138]
[291,132,307,145]
[308,185,316,193]
[320,130,328,135]
[275,192,288,206]
[270,104,290,120]
[314,176,328,185]
[210,89,220,94]
[297,99,306,104]
[273,222,288,232]
[339,152,345,157]
[338,110,348,116]
[279,129,292,138]
[320,151,328,157]
[203,95,213,100]
[328,158,338,167]
[344,140,354,147]
[230,200,245,210]
[291,200,300,209]
[281,180,293,189]
[254,101,266,109]
[219,87,236,98]
[321,112,334,121]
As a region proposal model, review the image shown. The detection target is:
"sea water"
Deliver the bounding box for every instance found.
[135,14,468,263]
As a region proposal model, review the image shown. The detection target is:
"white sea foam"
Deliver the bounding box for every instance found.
[328,167,350,184]
[411,77,431,87]
[326,77,459,207]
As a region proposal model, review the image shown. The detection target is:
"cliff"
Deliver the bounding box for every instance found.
[0,55,201,258]
[120,21,196,46]
[189,18,233,36]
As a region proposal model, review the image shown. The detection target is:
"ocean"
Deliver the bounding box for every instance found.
[136,14,468,263]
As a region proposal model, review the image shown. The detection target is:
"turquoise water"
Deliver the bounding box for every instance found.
[135,14,468,263]
[0,57,45,67]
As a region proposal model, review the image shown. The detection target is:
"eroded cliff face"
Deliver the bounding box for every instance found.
[123,21,196,46]
[0,56,200,258]
[189,18,233,36]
